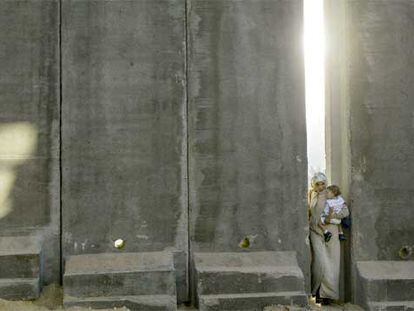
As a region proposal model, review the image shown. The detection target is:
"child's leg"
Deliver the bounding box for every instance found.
[319,222,332,242]
[338,224,346,241]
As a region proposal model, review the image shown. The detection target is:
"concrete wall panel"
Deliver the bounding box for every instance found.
[188,0,309,286]
[347,1,414,262]
[61,0,187,288]
[0,0,60,284]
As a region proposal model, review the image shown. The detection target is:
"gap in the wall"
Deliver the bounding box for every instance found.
[304,0,326,183]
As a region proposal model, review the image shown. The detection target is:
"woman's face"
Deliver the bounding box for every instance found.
[315,182,326,193]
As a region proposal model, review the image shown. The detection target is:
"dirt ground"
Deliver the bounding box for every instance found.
[263,298,365,311]
[0,285,364,311]
[0,284,126,311]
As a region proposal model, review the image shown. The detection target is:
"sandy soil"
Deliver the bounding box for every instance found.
[0,284,129,311]
[263,298,365,310]
[0,285,364,311]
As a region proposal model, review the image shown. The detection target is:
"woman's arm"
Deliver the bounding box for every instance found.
[307,190,314,221]
[320,202,329,224]
[307,190,314,206]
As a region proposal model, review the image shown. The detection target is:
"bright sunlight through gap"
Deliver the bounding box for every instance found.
[304,0,326,180]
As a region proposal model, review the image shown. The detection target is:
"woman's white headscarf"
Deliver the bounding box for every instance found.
[311,172,327,189]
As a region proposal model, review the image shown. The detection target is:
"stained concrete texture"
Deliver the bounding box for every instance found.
[0,236,42,300]
[187,0,309,289]
[325,1,414,303]
[193,252,308,310]
[355,261,414,310]
[194,251,305,296]
[0,0,60,284]
[61,0,188,301]
[0,236,41,279]
[64,296,177,311]
[346,1,414,262]
[325,0,414,304]
[63,252,176,299]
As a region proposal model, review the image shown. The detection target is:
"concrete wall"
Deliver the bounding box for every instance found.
[0,0,60,284]
[328,0,414,301]
[187,0,310,287]
[325,0,352,301]
[346,0,414,262]
[1,0,413,305]
[61,0,188,300]
[1,0,310,296]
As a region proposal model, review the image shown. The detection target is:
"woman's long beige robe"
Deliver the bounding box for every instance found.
[308,189,349,300]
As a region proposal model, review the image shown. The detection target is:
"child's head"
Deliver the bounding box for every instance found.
[327,185,341,199]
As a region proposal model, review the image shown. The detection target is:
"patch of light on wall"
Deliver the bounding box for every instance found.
[0,122,37,219]
[304,0,326,180]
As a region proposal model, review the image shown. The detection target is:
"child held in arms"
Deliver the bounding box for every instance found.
[318,185,347,242]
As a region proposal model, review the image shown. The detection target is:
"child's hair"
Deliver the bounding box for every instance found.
[327,185,341,196]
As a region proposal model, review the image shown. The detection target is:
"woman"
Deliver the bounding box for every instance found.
[308,172,349,305]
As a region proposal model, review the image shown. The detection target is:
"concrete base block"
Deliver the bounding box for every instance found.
[197,270,304,295]
[194,251,307,310]
[0,236,41,279]
[0,236,41,300]
[64,252,176,297]
[356,261,414,310]
[0,252,40,279]
[199,292,308,311]
[0,278,40,300]
[368,301,414,311]
[64,269,176,298]
[64,294,177,311]
[63,252,177,307]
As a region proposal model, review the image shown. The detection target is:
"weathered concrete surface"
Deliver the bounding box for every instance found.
[187,0,309,289]
[346,0,414,263]
[325,0,352,302]
[199,292,308,311]
[194,252,307,310]
[194,252,305,295]
[64,252,176,297]
[0,236,41,300]
[328,1,414,303]
[0,236,41,279]
[64,295,177,311]
[61,0,187,301]
[0,279,39,301]
[0,0,60,285]
[355,261,414,310]
[63,252,177,310]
